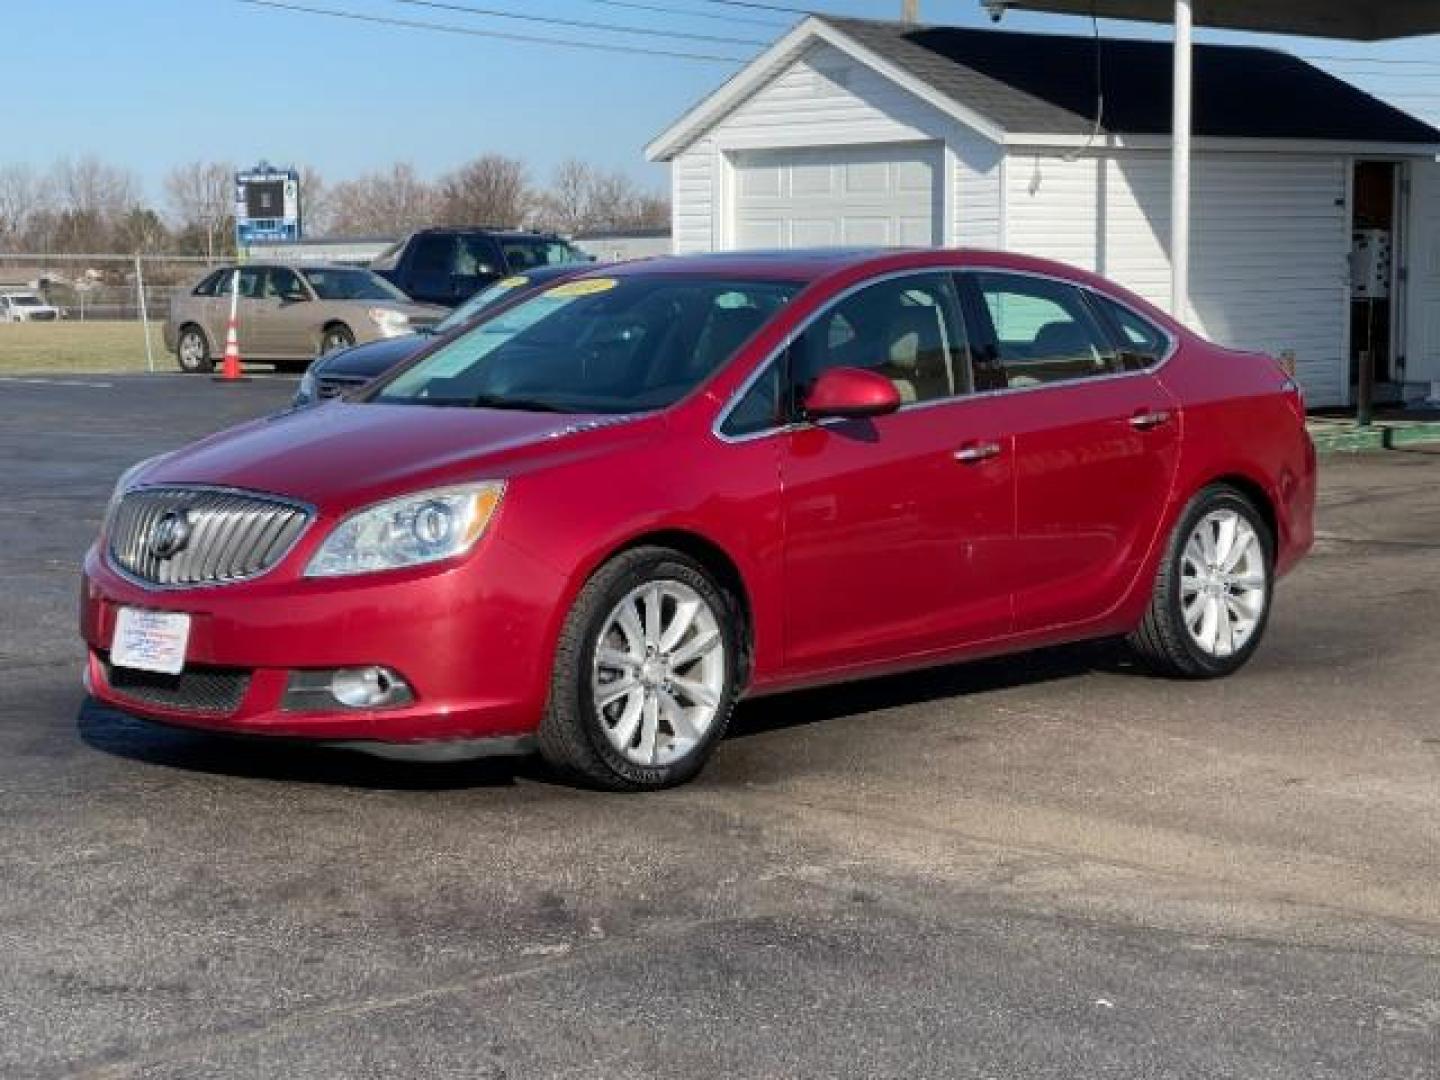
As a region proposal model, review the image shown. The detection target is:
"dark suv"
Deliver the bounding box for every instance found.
[371,228,591,307]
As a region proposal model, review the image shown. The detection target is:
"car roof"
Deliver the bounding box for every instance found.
[211,262,373,272]
[591,247,1111,284]
[409,227,568,239]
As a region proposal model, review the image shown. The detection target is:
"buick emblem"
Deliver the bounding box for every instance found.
[149,509,193,559]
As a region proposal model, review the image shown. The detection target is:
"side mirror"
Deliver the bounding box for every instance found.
[283,290,308,304]
[803,367,902,421]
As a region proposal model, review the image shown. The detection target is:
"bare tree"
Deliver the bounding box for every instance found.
[329,163,436,237]
[298,165,332,237]
[113,207,170,254]
[435,155,529,228]
[537,159,593,235]
[164,160,234,260]
[39,156,146,252]
[0,164,48,249]
[52,155,141,217]
[533,160,669,234]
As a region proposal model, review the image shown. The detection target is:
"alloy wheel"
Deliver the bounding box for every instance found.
[591,580,727,767]
[1180,509,1267,659]
[178,332,207,370]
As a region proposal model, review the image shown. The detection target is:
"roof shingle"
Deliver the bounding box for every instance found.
[821,17,1440,144]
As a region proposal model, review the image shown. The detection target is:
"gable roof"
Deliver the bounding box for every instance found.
[648,15,1440,160]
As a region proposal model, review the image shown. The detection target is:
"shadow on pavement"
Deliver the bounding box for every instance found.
[76,699,534,791]
[729,638,1136,739]
[76,639,1137,788]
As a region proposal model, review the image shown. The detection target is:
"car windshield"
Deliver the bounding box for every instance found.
[375,274,798,414]
[435,274,535,333]
[499,238,590,271]
[300,267,408,302]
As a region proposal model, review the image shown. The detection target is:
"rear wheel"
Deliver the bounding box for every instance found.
[538,547,740,791]
[319,324,354,355]
[176,326,212,373]
[1128,485,1274,678]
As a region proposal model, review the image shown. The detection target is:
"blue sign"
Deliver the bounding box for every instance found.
[235,165,301,248]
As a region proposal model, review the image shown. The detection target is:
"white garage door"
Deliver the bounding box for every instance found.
[731,143,943,249]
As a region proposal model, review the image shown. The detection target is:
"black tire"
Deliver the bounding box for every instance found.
[1128,484,1275,679]
[175,325,212,373]
[537,547,742,791]
[319,324,355,355]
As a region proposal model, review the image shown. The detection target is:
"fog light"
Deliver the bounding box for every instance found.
[331,666,410,708]
[282,666,414,711]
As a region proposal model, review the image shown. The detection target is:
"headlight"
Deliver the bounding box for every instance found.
[294,368,318,406]
[305,482,504,577]
[368,308,411,338]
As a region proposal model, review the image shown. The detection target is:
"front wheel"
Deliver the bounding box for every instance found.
[1128,485,1274,678]
[319,324,354,355]
[538,547,740,791]
[175,326,212,373]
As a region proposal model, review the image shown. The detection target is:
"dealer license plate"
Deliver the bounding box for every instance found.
[111,607,191,675]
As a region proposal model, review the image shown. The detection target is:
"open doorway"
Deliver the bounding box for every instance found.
[1350,161,1400,406]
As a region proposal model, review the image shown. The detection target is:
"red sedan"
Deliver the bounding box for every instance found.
[80,249,1315,790]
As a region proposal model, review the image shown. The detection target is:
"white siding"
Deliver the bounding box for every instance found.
[1005,151,1349,406]
[668,42,1001,252]
[1405,160,1440,389]
[672,138,716,254]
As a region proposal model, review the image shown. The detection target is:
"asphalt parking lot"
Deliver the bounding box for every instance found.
[1,373,1437,1079]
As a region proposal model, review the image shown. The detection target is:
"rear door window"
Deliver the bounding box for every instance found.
[264,267,305,300]
[964,272,1119,390]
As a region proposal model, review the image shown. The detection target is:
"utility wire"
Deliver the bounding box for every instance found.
[231,0,752,63]
[573,0,787,28]
[653,0,836,16]
[386,0,770,47]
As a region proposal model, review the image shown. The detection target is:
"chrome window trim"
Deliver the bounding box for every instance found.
[104,483,318,592]
[711,263,1180,446]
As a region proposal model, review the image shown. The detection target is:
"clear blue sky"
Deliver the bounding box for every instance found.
[6,0,1439,203]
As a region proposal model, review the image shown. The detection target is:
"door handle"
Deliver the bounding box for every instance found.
[953,441,1003,464]
[1129,409,1173,431]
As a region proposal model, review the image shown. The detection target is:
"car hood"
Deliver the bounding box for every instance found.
[313,334,427,379]
[139,402,648,512]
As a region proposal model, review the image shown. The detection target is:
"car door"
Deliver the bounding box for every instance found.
[959,270,1180,634]
[253,267,315,360]
[774,271,1016,674]
[405,234,458,305]
[214,267,267,357]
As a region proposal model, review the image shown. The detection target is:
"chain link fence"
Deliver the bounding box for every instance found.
[0,253,225,324]
[0,254,230,374]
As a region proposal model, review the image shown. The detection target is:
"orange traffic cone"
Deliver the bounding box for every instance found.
[213,316,247,382]
[213,269,248,382]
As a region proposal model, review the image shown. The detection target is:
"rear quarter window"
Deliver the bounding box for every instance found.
[1089,293,1171,371]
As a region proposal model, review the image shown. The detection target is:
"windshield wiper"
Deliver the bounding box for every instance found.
[470,392,569,413]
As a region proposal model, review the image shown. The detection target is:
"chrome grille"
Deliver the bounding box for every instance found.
[108,486,310,587]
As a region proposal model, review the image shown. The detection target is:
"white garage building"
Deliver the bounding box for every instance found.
[647,16,1440,409]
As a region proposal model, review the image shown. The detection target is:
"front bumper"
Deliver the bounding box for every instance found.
[79,537,567,745]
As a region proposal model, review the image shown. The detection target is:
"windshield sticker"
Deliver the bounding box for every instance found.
[547,277,617,298]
